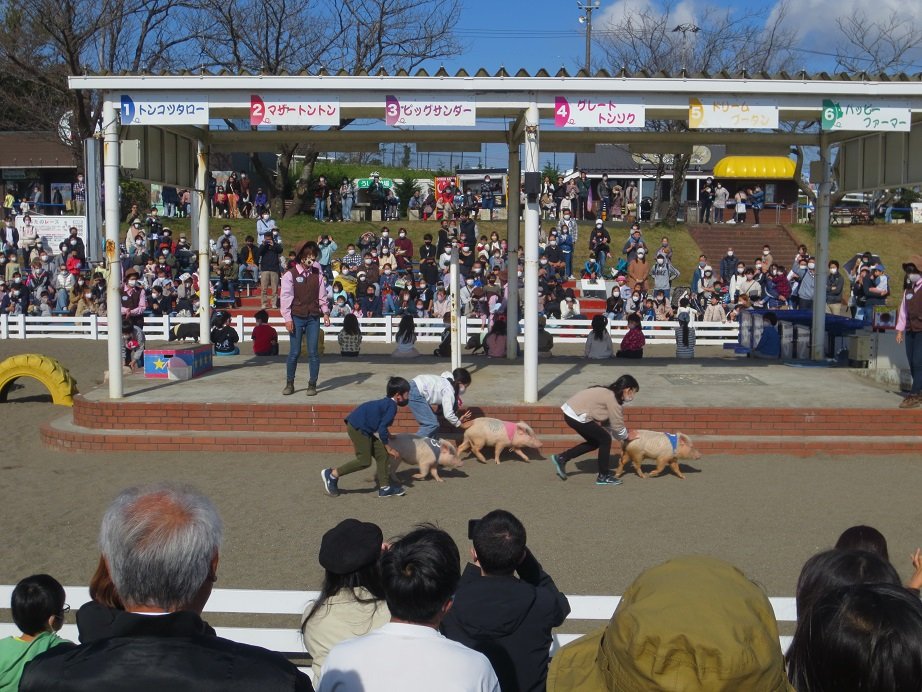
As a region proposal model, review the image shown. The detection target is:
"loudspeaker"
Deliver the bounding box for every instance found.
[523,172,541,195]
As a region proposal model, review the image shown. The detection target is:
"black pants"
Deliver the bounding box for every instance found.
[559,415,613,475]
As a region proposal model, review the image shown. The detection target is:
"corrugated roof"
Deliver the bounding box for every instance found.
[78,67,922,81]
[0,132,77,168]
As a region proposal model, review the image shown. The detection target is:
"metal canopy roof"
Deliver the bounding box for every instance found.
[70,72,922,150]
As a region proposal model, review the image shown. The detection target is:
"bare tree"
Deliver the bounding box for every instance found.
[197,0,461,218]
[835,9,922,73]
[0,0,197,161]
[595,0,798,223]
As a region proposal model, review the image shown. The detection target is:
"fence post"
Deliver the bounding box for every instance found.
[236,314,246,341]
[0,313,7,340]
[162,314,172,341]
[460,315,469,345]
[90,314,99,340]
[16,314,26,339]
[385,315,393,344]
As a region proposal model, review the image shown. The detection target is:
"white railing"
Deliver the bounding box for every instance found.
[0,313,740,346]
[0,586,796,662]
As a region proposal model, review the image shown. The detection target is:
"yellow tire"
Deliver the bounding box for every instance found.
[0,354,78,407]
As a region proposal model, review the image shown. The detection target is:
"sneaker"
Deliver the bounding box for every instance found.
[378,485,406,498]
[551,454,568,481]
[595,473,623,486]
[899,393,922,409]
[321,468,340,497]
[306,382,318,397]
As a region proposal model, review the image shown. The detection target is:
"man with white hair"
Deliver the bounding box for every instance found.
[21,483,313,691]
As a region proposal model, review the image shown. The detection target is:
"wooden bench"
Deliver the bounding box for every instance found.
[0,586,797,668]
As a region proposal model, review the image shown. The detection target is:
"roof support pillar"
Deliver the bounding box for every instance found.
[812,133,832,361]
[506,142,521,360]
[523,102,540,403]
[103,97,123,399]
[194,140,212,345]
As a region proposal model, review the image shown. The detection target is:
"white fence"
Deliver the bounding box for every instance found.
[0,585,796,671]
[0,314,740,346]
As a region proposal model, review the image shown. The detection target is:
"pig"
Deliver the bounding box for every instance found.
[457,417,543,465]
[388,434,463,483]
[614,430,702,480]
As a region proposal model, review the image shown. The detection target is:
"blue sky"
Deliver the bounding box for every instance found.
[405,0,922,169]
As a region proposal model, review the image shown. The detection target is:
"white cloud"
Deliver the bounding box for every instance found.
[595,0,922,72]
[770,0,922,71]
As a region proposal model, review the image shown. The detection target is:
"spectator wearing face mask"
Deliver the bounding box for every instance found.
[627,248,650,292]
[795,258,818,311]
[120,269,146,327]
[650,252,680,299]
[826,260,847,316]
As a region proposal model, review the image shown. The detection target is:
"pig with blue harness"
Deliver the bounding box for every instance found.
[614,430,702,480]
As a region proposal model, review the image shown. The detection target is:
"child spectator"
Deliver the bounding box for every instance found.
[330,296,351,318]
[703,294,726,322]
[642,298,656,321]
[653,291,674,321]
[433,313,452,357]
[751,311,781,359]
[431,288,450,318]
[0,574,71,690]
[675,311,696,359]
[121,321,145,372]
[320,377,411,499]
[210,311,240,356]
[483,318,514,358]
[251,309,279,356]
[338,313,363,357]
[393,314,420,358]
[584,315,613,359]
[616,313,645,358]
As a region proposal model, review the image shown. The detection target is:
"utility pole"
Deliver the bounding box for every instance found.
[578,0,601,73]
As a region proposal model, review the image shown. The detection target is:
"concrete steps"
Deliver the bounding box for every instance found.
[688,225,801,268]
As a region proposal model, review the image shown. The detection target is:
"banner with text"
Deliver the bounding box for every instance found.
[385,96,476,127]
[688,97,779,129]
[120,95,208,125]
[250,95,340,126]
[821,100,911,132]
[554,96,645,128]
[15,216,87,256]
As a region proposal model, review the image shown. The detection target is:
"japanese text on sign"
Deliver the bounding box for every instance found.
[821,99,911,132]
[250,95,340,126]
[385,95,476,126]
[688,97,779,129]
[120,95,209,125]
[554,96,645,128]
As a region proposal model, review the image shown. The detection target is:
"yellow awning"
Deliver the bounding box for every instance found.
[713,156,796,179]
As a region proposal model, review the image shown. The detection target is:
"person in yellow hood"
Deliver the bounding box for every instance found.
[547,555,793,692]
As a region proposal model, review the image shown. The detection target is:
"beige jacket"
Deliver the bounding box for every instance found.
[301,588,390,681]
[563,387,626,435]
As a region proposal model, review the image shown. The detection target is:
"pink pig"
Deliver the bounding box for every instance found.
[457,417,543,464]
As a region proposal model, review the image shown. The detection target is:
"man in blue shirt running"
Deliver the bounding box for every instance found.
[321,377,411,498]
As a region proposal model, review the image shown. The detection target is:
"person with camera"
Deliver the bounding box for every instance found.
[441,510,570,692]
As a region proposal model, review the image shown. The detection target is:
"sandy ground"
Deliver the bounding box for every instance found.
[1,338,920,604]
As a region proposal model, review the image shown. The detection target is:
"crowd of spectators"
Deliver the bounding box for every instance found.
[5,483,922,692]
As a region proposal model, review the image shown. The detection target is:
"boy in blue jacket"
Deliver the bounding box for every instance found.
[321,377,411,498]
